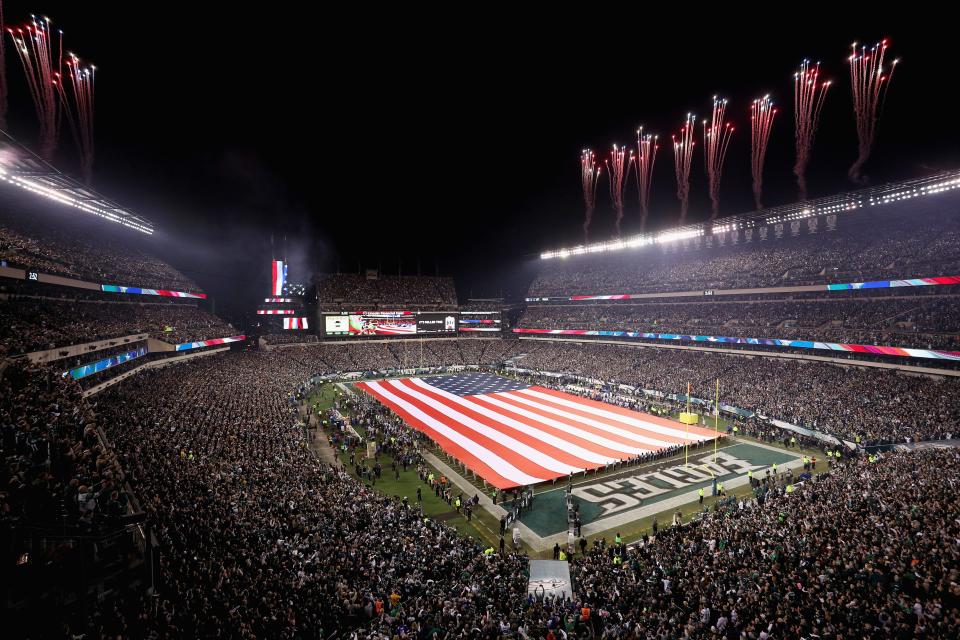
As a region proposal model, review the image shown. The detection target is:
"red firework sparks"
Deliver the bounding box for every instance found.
[848,39,899,184]
[634,126,658,232]
[672,114,696,225]
[7,16,60,159]
[793,59,831,201]
[750,95,777,210]
[0,1,8,130]
[580,149,601,243]
[702,96,734,221]
[55,51,96,184]
[605,144,633,239]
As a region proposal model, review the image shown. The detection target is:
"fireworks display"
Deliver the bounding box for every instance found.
[848,40,899,184]
[672,114,696,225]
[634,126,658,232]
[580,149,601,243]
[605,144,633,238]
[750,95,777,209]
[703,97,734,220]
[0,1,8,130]
[5,13,97,182]
[793,59,831,201]
[55,52,96,184]
[7,16,60,160]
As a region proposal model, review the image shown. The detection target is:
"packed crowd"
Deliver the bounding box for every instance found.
[279,338,525,373]
[560,449,960,639]
[30,346,958,639]
[0,360,129,530]
[0,209,200,292]
[0,297,234,356]
[518,295,960,350]
[513,340,959,445]
[315,273,457,308]
[529,197,960,297]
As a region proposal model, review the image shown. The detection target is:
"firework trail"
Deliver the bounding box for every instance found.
[605,144,633,238]
[580,149,601,243]
[672,113,696,225]
[750,95,777,209]
[55,52,95,183]
[848,39,899,184]
[7,16,60,160]
[0,1,8,130]
[634,126,658,232]
[702,96,734,220]
[793,59,830,200]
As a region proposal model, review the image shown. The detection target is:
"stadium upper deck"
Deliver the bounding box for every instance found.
[529,172,960,299]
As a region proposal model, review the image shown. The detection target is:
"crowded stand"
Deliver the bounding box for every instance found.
[315,272,457,309]
[0,207,200,293]
[12,347,955,638]
[0,297,234,356]
[0,359,130,530]
[512,340,958,444]
[528,196,960,297]
[517,294,960,350]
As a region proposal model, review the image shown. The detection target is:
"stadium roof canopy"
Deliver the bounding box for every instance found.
[0,131,154,235]
[541,170,960,259]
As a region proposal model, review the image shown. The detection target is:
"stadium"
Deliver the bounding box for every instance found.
[2,9,959,640]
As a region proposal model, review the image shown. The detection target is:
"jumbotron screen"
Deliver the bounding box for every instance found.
[349,311,416,336]
[322,311,458,336]
[324,315,350,336]
[416,312,458,334]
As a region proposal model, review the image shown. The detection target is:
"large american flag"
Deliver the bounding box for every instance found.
[356,373,720,489]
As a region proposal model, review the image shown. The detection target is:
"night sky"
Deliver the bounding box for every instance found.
[2,6,956,317]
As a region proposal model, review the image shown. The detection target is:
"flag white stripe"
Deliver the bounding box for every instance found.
[410,378,610,466]
[497,391,679,448]
[387,380,582,475]
[517,388,709,442]
[472,394,649,456]
[365,381,543,486]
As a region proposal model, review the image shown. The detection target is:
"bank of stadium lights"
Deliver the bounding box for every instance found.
[541,172,960,260]
[0,167,154,235]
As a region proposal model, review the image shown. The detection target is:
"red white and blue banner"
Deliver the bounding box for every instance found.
[101,284,206,299]
[357,373,718,488]
[271,260,287,296]
[174,335,246,352]
[527,274,960,302]
[257,309,295,315]
[283,317,309,329]
[513,328,960,361]
[264,297,293,303]
[827,275,960,290]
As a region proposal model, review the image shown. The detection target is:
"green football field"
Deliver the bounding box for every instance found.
[517,442,796,536]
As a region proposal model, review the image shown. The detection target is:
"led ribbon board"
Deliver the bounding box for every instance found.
[64,347,148,380]
[102,284,206,298]
[174,335,246,352]
[513,328,960,361]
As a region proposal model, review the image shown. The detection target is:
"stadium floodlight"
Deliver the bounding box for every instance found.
[539,170,960,260]
[0,131,154,235]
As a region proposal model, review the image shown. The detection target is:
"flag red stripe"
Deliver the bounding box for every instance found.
[401,379,597,470]
[531,386,719,439]
[356,382,518,488]
[383,381,555,482]
[488,393,658,452]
